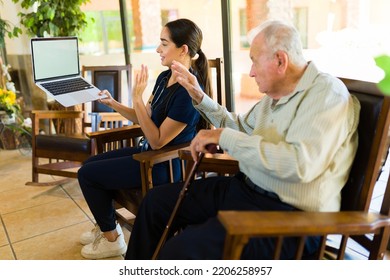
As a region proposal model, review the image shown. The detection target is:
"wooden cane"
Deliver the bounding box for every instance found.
[152,144,218,260]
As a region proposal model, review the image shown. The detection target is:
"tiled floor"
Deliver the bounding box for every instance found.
[0,148,130,260]
[0,145,389,260]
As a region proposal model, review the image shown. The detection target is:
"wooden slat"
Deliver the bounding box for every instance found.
[218,211,390,236]
[179,149,239,175]
[133,142,190,164]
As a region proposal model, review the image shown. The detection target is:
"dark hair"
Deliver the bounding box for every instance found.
[165,18,212,129]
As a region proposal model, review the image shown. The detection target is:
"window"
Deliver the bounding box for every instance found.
[79,10,131,55]
[230,0,390,113]
[293,7,308,49]
[239,9,250,49]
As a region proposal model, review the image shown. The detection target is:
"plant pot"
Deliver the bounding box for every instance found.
[0,112,16,124]
[0,111,17,149]
[0,126,16,149]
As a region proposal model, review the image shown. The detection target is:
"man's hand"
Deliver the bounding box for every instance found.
[171,60,205,104]
[190,128,223,161]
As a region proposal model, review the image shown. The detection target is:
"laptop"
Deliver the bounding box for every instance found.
[31,36,103,107]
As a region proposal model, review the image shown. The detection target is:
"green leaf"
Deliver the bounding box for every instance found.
[47,8,55,20]
[375,55,390,95]
[375,55,390,74]
[13,27,22,37]
[377,77,390,96]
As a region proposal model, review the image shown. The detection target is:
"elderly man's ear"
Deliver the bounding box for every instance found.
[275,51,288,71]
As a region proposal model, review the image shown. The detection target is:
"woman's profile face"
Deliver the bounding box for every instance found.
[156,27,183,67]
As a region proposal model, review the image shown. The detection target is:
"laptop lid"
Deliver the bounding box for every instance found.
[31,36,80,82]
[31,37,102,107]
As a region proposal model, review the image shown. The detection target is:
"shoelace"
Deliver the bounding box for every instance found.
[91,224,101,238]
[92,233,105,250]
[92,232,122,250]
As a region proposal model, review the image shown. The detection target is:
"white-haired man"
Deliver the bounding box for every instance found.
[125,20,360,260]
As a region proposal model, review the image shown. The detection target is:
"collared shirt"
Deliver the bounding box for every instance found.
[194,62,360,211]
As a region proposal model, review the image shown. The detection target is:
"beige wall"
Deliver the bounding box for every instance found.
[3,0,30,55]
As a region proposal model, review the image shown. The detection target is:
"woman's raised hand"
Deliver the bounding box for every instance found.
[133,64,149,103]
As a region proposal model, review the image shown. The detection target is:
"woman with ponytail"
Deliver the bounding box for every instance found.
[77,18,211,259]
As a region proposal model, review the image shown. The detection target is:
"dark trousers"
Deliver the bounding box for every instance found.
[78,146,180,232]
[125,174,320,260]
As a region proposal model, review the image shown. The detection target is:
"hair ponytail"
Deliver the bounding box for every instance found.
[192,50,212,130]
[166,18,213,129]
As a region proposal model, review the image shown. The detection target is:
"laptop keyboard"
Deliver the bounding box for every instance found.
[41,77,94,95]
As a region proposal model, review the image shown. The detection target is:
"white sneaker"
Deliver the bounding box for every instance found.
[80,223,123,245]
[81,232,127,259]
[80,224,102,245]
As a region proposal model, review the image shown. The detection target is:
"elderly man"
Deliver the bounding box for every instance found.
[125,19,360,260]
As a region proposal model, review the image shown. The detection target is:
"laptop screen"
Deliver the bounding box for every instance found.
[31,37,80,82]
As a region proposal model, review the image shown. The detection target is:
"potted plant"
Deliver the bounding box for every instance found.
[12,0,90,37]
[0,56,31,150]
[1,0,21,120]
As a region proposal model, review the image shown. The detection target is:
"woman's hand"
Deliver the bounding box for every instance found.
[171,60,205,104]
[133,64,148,104]
[97,90,115,107]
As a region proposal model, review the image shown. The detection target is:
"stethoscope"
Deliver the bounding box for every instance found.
[148,67,194,110]
[149,75,169,110]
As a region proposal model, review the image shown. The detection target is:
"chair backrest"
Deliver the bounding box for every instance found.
[208,58,225,107]
[29,110,93,185]
[82,65,132,132]
[82,64,132,113]
[340,78,390,213]
[89,112,129,132]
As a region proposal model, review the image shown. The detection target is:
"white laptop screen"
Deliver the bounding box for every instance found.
[31,37,80,82]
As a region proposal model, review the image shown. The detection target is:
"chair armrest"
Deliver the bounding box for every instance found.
[218,211,390,259]
[87,124,143,139]
[132,142,191,196]
[133,142,191,165]
[87,124,143,154]
[178,149,239,174]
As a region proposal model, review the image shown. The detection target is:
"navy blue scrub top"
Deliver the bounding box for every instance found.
[150,69,200,147]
